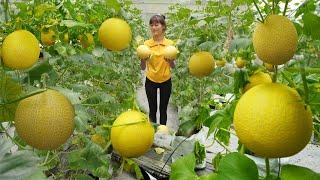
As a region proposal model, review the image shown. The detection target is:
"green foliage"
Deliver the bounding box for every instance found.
[170,153,217,180]
[0,138,45,179]
[194,141,206,164]
[68,138,110,178]
[0,75,22,122]
[280,164,320,180]
[0,0,319,178]
[215,152,259,180]
[170,152,259,180]
[302,13,320,40]
[168,0,319,179]
[0,0,146,178]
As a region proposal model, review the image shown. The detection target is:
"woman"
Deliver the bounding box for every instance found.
[140,14,175,125]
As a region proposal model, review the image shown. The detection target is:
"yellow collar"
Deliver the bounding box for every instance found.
[145,37,171,47]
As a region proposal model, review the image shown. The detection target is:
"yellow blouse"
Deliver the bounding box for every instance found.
[144,37,174,83]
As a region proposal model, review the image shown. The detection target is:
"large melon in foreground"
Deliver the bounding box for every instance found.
[15,89,75,150]
[234,83,312,158]
[111,110,154,158]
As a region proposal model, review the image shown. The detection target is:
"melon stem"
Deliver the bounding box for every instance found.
[272,65,278,83]
[283,0,289,16]
[265,158,270,177]
[106,120,146,128]
[253,0,265,22]
[0,123,25,150]
[300,61,310,105]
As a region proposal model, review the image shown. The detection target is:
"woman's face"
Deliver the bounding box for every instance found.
[150,22,164,37]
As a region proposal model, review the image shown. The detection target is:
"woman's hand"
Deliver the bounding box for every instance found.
[164,57,175,62]
[141,54,152,62]
[140,56,150,70]
[165,58,176,68]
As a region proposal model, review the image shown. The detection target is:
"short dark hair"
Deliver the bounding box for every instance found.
[149,14,166,31]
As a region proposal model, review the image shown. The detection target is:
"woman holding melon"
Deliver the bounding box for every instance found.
[137,14,178,125]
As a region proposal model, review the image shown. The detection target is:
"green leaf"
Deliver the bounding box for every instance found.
[106,0,121,13]
[170,153,219,180]
[233,70,248,94]
[205,102,235,144]
[198,41,219,54]
[170,153,198,180]
[68,139,110,178]
[60,20,89,27]
[295,0,316,18]
[205,111,225,135]
[212,153,223,171]
[216,152,259,180]
[293,22,303,36]
[194,141,206,164]
[84,92,115,104]
[280,164,320,180]
[24,60,58,85]
[302,13,320,40]
[72,174,95,180]
[199,173,218,180]
[229,38,252,53]
[51,87,81,105]
[25,169,47,180]
[0,76,22,122]
[0,138,45,180]
[264,174,278,180]
[74,106,90,132]
[124,159,144,180]
[34,3,56,17]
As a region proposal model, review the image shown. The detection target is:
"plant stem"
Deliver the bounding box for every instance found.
[3,0,9,22]
[286,67,320,73]
[81,103,100,107]
[272,0,275,14]
[40,151,59,166]
[219,127,237,136]
[261,0,271,9]
[199,78,203,106]
[300,61,309,104]
[277,158,281,178]
[42,151,50,165]
[281,71,296,88]
[103,120,147,128]
[0,61,5,104]
[272,65,278,83]
[239,144,245,155]
[253,0,265,22]
[0,89,47,105]
[283,0,289,16]
[265,158,270,176]
[160,137,189,175]
[0,123,26,150]
[214,136,232,153]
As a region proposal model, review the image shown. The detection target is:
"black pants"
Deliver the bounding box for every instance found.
[145,78,172,125]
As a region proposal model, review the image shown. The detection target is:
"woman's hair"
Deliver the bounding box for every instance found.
[149,14,166,31]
